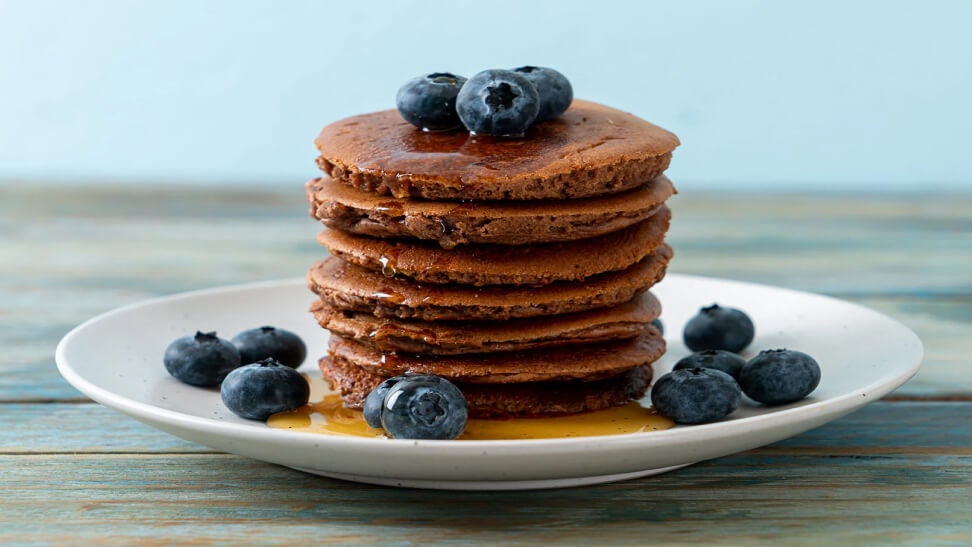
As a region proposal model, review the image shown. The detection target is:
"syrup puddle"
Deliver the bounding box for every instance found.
[268,375,674,440]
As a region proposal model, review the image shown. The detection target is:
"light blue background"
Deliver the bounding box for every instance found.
[1,0,970,191]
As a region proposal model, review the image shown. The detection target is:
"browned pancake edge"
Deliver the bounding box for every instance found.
[306,244,672,321]
[314,99,680,201]
[306,175,676,247]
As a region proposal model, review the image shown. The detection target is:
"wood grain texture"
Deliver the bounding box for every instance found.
[1,185,969,544]
[667,192,972,296]
[2,451,970,545]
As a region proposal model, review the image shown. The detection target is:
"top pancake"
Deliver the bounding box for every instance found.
[315,100,680,201]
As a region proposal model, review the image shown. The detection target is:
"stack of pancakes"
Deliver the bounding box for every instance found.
[306,99,680,418]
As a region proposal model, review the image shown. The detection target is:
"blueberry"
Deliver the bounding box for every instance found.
[231,326,306,368]
[673,349,746,380]
[739,349,821,405]
[163,331,241,387]
[363,376,405,429]
[220,358,310,420]
[682,304,755,353]
[651,318,664,335]
[381,375,467,440]
[396,72,467,131]
[511,66,572,121]
[650,368,741,424]
[456,69,540,137]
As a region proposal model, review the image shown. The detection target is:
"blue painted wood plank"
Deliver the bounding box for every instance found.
[1,451,969,544]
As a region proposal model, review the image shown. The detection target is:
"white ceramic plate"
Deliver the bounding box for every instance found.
[56,274,923,490]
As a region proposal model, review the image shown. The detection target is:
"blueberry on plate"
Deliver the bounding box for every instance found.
[381,375,467,440]
[456,69,540,137]
[739,349,821,405]
[650,368,741,424]
[396,72,467,131]
[512,66,572,121]
[673,349,746,380]
[231,326,306,368]
[363,376,405,429]
[682,304,755,353]
[220,358,310,420]
[163,331,241,387]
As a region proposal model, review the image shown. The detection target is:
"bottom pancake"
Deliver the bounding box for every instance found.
[320,356,653,419]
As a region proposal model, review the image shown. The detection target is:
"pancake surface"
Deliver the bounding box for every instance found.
[311,291,661,354]
[306,175,676,247]
[318,205,670,286]
[307,245,672,321]
[327,329,663,384]
[315,100,680,200]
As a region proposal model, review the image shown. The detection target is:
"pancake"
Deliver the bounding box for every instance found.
[307,244,672,321]
[318,205,670,286]
[314,100,680,201]
[320,357,653,418]
[326,329,664,384]
[311,291,661,354]
[306,175,676,247]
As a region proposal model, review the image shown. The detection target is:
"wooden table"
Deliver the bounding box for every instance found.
[3,184,970,544]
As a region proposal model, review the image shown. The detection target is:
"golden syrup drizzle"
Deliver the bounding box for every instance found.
[378,256,398,278]
[371,287,406,304]
[369,323,439,348]
[377,247,401,278]
[374,201,404,216]
[436,218,460,250]
[268,375,674,440]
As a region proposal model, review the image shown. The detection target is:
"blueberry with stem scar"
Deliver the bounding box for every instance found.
[456,69,540,137]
